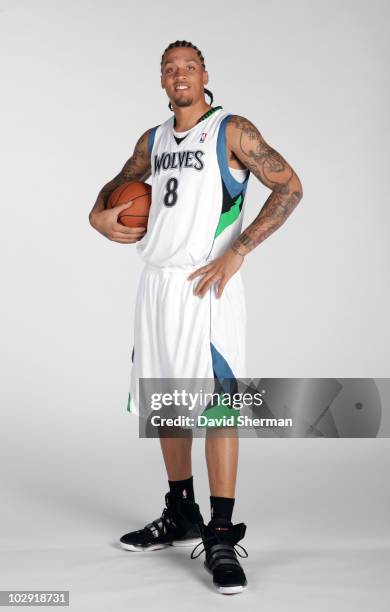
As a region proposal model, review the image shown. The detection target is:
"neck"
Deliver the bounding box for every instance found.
[173,99,213,132]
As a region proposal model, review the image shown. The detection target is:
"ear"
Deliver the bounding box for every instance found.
[203,70,209,86]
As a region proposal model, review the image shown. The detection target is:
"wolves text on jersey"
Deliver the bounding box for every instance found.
[153,150,205,174]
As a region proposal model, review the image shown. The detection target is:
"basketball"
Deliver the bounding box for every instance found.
[107,181,152,228]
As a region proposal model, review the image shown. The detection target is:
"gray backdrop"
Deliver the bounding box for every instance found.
[1,0,389,610]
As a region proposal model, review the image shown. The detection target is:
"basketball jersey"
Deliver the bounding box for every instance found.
[136,107,250,269]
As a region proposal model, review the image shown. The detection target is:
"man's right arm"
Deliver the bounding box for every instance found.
[89,128,152,243]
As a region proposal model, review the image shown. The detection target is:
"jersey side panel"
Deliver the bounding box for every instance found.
[208,114,250,260]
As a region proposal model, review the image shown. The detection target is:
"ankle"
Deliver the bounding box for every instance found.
[210,496,235,522]
[168,476,195,501]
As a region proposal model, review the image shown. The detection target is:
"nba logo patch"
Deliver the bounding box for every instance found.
[200,132,207,143]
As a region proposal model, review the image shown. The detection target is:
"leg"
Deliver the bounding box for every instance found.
[205,426,238,498]
[158,426,193,481]
[198,426,247,594]
[120,426,202,551]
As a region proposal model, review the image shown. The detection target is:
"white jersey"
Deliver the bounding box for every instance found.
[136,106,250,269]
[128,107,250,421]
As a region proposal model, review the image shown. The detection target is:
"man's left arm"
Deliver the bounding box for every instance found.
[227,115,303,256]
[188,115,303,298]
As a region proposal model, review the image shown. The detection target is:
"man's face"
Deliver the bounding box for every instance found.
[161,47,209,109]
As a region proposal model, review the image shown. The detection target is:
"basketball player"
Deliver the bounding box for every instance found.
[89,40,303,595]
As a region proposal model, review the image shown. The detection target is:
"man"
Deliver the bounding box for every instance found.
[89,40,303,595]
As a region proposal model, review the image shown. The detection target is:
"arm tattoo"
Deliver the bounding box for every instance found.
[89,131,151,217]
[120,131,150,182]
[228,115,303,256]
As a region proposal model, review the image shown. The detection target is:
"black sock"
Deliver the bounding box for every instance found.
[210,496,235,522]
[168,476,195,501]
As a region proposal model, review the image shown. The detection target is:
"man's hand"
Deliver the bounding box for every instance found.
[89,201,146,244]
[187,249,245,299]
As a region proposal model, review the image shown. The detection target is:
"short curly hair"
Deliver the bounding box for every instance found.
[161,40,213,111]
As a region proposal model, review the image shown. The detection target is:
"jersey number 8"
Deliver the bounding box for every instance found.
[163,177,179,207]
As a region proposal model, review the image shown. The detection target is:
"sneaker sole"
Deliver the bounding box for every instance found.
[120,537,201,552]
[120,542,169,552]
[217,585,247,595]
[171,537,202,547]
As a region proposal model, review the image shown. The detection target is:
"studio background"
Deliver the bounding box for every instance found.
[1,0,389,610]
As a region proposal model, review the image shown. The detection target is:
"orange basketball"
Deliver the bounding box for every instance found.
[107,181,152,228]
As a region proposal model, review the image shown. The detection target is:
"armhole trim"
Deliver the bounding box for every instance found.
[216,115,250,198]
[147,125,159,156]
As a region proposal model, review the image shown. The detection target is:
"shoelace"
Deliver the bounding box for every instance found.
[190,535,248,560]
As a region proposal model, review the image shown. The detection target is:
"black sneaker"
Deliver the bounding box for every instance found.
[119,492,203,552]
[191,518,248,594]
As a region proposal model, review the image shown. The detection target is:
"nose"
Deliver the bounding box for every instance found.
[173,66,187,78]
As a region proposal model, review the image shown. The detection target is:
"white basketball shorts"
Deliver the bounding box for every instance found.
[127,261,247,416]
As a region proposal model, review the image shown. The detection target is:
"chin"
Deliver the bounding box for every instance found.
[173,97,194,108]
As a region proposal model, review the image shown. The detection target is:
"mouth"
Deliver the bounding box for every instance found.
[174,84,190,91]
